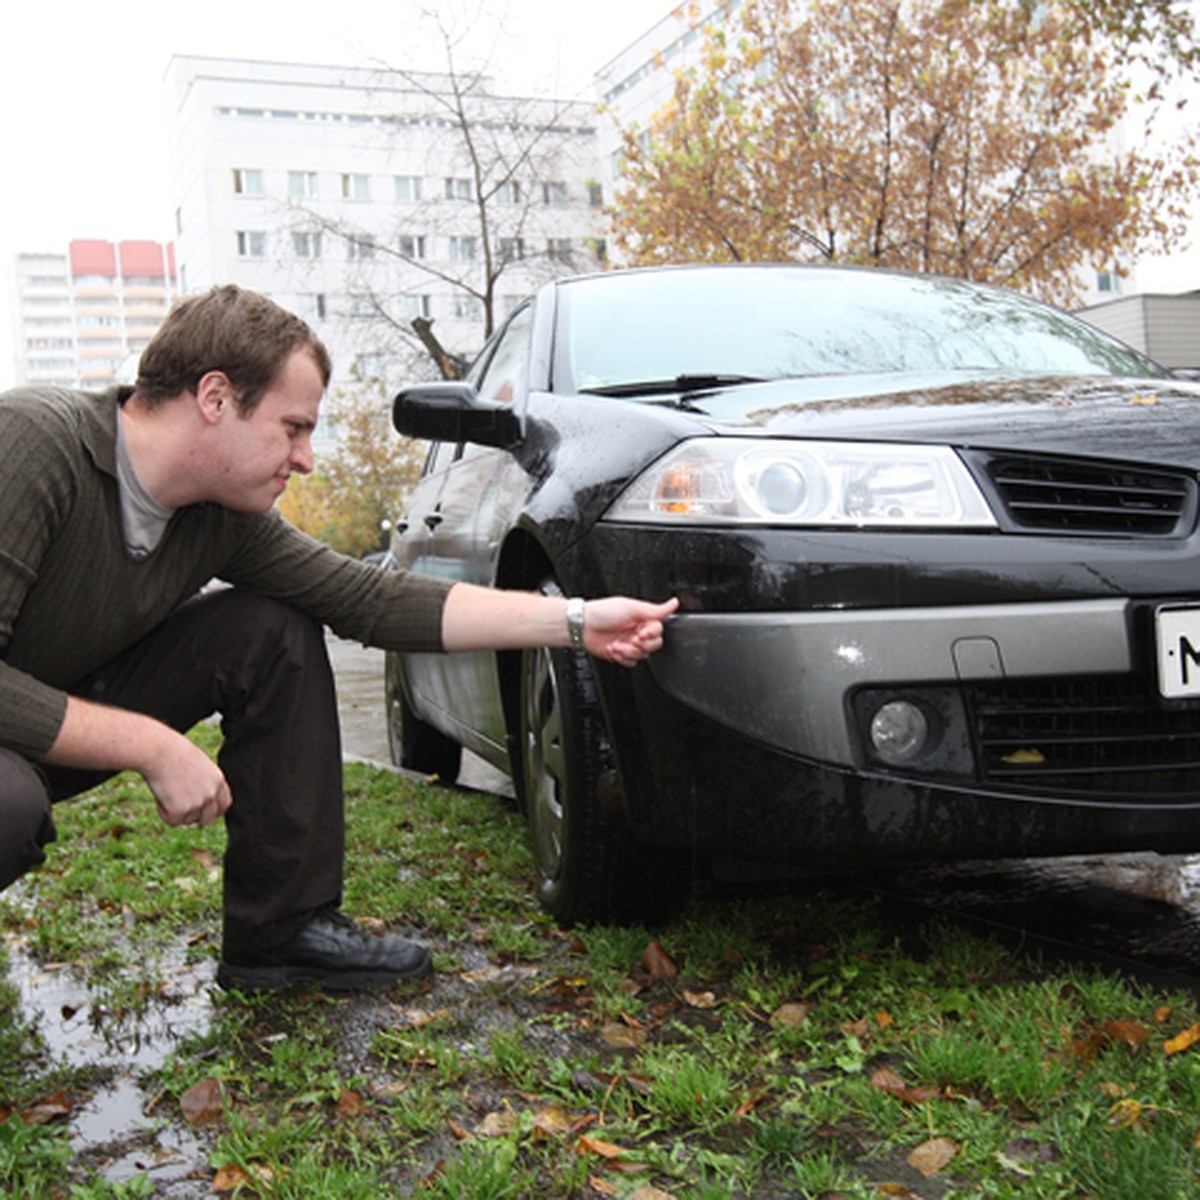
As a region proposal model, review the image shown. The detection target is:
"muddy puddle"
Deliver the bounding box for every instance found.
[4,927,215,1190]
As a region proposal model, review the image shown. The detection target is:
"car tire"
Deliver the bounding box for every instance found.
[384,650,462,782]
[519,582,679,926]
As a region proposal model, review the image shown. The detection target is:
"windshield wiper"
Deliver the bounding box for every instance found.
[579,373,766,398]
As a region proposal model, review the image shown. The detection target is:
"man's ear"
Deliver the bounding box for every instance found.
[195,371,235,423]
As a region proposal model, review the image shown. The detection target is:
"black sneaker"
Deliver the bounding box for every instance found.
[217,908,432,993]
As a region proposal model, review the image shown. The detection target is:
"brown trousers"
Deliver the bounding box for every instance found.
[0,589,345,954]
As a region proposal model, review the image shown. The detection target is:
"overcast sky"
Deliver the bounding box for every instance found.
[0,0,669,370]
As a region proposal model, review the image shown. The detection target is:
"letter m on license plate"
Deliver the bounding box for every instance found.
[1155,605,1200,698]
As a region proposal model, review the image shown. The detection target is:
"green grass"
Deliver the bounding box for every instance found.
[3,730,1200,1196]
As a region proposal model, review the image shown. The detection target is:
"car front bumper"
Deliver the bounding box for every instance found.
[649,597,1132,767]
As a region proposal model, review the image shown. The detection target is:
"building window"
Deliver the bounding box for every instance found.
[236,230,268,258]
[542,181,569,206]
[348,293,376,318]
[288,170,318,199]
[453,294,484,320]
[395,175,422,202]
[346,236,376,260]
[449,236,478,262]
[341,173,371,200]
[547,238,574,265]
[402,294,432,319]
[1096,270,1123,294]
[586,237,608,265]
[496,180,521,205]
[588,181,604,208]
[445,177,474,202]
[295,293,326,322]
[292,231,322,259]
[398,234,427,259]
[497,237,525,264]
[354,352,386,379]
[233,168,264,196]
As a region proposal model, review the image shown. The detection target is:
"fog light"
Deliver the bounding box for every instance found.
[869,700,930,764]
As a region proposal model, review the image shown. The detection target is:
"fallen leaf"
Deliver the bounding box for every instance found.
[908,1136,959,1177]
[180,1079,225,1125]
[532,1104,578,1135]
[589,1177,618,1196]
[641,940,678,979]
[769,1002,810,1029]
[335,1090,366,1118]
[212,1163,273,1192]
[476,1110,518,1137]
[877,1185,923,1198]
[20,1091,72,1127]
[601,1023,647,1050]
[629,1186,677,1199]
[388,1006,450,1028]
[1130,392,1159,405]
[577,1134,627,1159]
[875,1010,895,1028]
[1165,1023,1200,1055]
[683,990,719,1009]
[870,1068,942,1105]
[1001,747,1045,764]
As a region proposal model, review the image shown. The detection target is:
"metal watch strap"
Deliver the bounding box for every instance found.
[566,596,586,651]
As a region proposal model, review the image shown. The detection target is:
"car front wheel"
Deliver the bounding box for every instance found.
[519,582,678,925]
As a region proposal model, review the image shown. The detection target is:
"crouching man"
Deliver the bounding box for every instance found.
[0,284,676,993]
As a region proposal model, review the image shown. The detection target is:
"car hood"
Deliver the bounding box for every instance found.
[672,370,1200,468]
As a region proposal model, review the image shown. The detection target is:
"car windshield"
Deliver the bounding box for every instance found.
[555,266,1167,395]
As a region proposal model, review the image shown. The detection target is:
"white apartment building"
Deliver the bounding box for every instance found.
[8,240,177,390]
[165,56,609,391]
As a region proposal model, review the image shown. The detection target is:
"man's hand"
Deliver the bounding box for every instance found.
[441,583,679,667]
[45,696,232,828]
[580,596,679,667]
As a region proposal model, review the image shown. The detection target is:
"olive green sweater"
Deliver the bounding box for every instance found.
[0,386,453,760]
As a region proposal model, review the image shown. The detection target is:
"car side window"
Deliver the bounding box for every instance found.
[476,304,533,405]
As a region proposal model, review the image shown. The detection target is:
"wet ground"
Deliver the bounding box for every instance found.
[7,634,1200,1189]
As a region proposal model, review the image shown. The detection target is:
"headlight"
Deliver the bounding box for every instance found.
[606,439,997,528]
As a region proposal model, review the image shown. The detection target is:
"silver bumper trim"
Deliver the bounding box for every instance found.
[649,599,1131,765]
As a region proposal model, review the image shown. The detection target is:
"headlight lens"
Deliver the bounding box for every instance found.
[606,439,996,528]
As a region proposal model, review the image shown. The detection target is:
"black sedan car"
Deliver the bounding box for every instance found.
[385,263,1200,925]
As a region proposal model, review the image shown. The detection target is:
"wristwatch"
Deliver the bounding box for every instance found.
[566,597,586,651]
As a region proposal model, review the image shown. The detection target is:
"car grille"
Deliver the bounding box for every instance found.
[968,675,1200,801]
[980,453,1194,536]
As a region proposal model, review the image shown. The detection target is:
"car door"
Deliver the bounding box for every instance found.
[398,304,536,761]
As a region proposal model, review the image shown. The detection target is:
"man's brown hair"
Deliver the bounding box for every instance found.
[134,284,332,412]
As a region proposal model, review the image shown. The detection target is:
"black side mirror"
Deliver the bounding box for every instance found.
[391,382,522,450]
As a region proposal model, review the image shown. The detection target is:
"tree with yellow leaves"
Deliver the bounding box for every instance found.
[610,0,1199,306]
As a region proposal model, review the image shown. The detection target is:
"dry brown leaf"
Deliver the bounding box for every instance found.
[908,1136,960,1177]
[577,1134,627,1159]
[212,1163,273,1192]
[335,1090,366,1118]
[683,989,719,1009]
[875,1009,895,1028]
[871,1068,943,1105]
[476,1110,518,1137]
[770,1002,810,1029]
[179,1078,224,1125]
[601,1023,647,1050]
[446,1117,471,1140]
[388,1006,450,1028]
[532,1104,577,1135]
[1130,393,1159,406]
[589,1177,618,1196]
[19,1090,73,1127]
[641,940,679,978]
[629,1186,678,1199]
[877,1185,923,1198]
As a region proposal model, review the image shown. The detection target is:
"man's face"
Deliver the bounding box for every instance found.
[213,348,324,513]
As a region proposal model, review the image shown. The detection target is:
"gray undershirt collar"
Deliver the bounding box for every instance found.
[115,414,176,559]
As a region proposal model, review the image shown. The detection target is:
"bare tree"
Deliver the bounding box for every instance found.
[283,9,606,379]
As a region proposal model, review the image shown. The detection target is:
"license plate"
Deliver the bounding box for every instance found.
[1155,605,1200,698]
